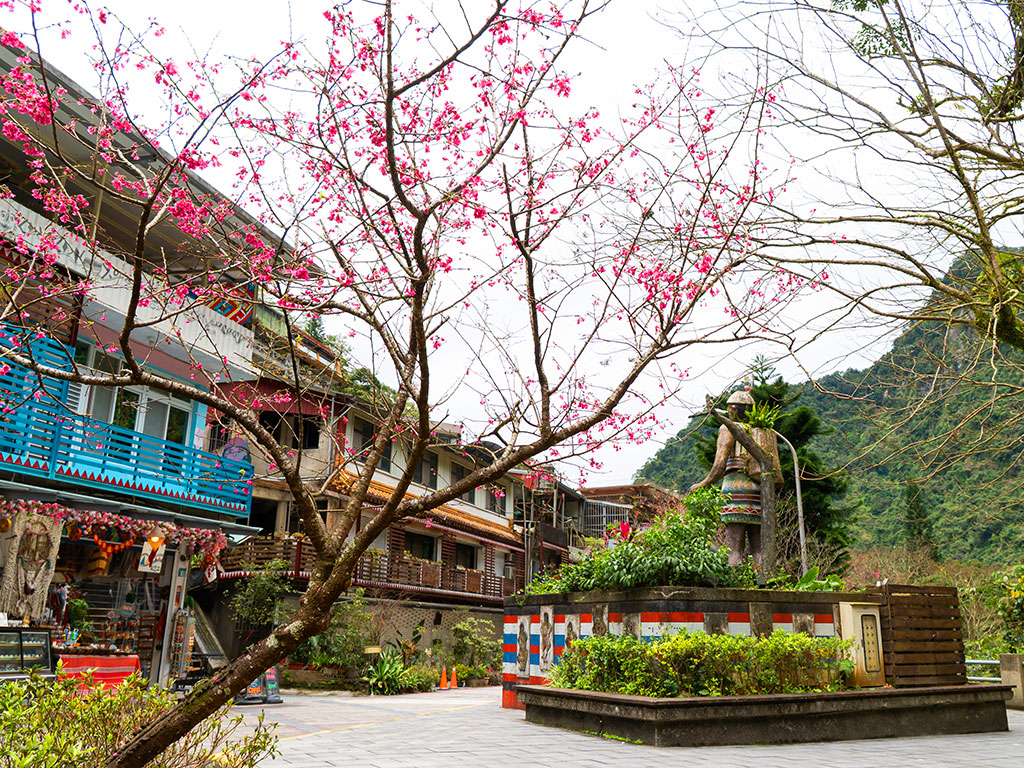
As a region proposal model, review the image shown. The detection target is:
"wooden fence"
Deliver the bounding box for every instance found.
[867,583,967,687]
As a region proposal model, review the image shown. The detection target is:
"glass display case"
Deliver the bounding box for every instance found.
[0,628,54,678]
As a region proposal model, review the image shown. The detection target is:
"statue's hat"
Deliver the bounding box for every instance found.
[726,389,754,405]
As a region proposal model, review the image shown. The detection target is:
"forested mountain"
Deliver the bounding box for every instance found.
[637,323,1024,564]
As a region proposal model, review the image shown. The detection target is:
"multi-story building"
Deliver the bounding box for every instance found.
[0,47,258,684]
[215,389,530,653]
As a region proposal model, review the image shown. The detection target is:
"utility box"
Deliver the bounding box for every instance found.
[838,602,885,687]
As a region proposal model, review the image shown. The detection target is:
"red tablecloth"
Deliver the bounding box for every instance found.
[58,654,141,690]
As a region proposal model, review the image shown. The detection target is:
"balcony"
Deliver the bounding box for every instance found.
[219,537,522,603]
[0,332,253,517]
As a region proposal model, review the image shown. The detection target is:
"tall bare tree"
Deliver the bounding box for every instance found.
[685,0,1024,557]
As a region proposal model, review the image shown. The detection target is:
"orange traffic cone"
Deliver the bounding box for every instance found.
[450,666,458,689]
[439,665,449,690]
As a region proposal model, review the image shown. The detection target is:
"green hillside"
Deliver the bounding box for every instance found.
[637,323,1024,565]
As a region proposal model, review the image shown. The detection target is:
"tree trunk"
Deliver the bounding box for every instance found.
[759,458,776,575]
[104,573,344,768]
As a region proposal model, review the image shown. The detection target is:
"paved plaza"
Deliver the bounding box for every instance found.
[237,687,1024,767]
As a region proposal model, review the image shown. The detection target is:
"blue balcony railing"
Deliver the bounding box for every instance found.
[0,329,252,517]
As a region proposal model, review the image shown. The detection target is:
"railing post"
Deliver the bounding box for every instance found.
[45,406,63,479]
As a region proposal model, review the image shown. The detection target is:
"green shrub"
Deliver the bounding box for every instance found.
[768,566,846,592]
[0,671,276,767]
[454,662,488,680]
[365,648,407,695]
[290,589,375,672]
[550,630,854,697]
[526,488,753,594]
[229,558,292,627]
[402,664,438,692]
[363,652,440,694]
[988,564,1024,652]
[449,612,501,669]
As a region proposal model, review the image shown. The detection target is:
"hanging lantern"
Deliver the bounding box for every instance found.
[146,523,165,550]
[67,524,82,541]
[0,516,10,534]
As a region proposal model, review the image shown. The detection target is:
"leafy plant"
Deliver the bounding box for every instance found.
[66,598,93,635]
[364,648,408,695]
[449,612,500,669]
[988,563,1024,652]
[745,399,782,429]
[389,618,425,667]
[454,662,488,680]
[290,590,376,672]
[550,630,853,698]
[228,559,292,627]
[792,566,846,592]
[0,671,276,767]
[402,664,438,692]
[525,489,753,594]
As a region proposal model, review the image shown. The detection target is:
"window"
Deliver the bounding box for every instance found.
[296,416,320,450]
[455,543,477,570]
[208,418,232,453]
[404,531,435,561]
[90,384,190,445]
[487,484,506,516]
[413,452,438,489]
[451,463,476,505]
[355,417,391,472]
[258,411,284,442]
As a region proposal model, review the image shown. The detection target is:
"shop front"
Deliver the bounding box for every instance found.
[0,489,256,690]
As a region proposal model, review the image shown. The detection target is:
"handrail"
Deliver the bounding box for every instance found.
[965,658,1001,683]
[219,537,523,598]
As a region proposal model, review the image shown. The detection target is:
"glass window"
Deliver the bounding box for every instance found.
[89,386,116,422]
[112,390,139,430]
[141,398,168,438]
[73,340,91,365]
[413,452,438,489]
[258,411,283,442]
[296,416,320,450]
[404,531,435,561]
[455,543,477,569]
[166,406,189,445]
[355,418,390,472]
[487,485,506,515]
[452,463,475,505]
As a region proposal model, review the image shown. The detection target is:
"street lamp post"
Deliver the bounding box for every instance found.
[773,430,808,575]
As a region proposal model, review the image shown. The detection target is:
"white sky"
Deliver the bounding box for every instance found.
[14,0,904,486]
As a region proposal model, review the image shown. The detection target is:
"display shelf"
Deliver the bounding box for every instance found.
[0,628,54,678]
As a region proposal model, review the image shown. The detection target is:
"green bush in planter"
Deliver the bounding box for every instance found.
[402,664,438,692]
[0,671,276,767]
[525,488,755,594]
[551,630,854,697]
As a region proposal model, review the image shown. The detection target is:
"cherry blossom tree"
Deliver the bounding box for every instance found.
[0,1,804,763]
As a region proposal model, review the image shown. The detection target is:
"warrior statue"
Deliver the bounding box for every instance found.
[691,388,782,570]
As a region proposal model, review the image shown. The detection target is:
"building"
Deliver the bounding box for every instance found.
[0,46,259,685]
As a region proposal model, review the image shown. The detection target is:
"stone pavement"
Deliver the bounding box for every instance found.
[236,687,1024,767]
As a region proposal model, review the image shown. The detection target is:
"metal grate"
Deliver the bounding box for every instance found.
[580,500,631,536]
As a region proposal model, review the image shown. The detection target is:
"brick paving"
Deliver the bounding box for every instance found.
[236,687,1024,767]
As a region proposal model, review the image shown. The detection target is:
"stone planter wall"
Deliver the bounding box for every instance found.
[516,684,1012,746]
[502,586,878,709]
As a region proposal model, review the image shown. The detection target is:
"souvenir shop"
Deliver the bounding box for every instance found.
[0,491,251,688]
